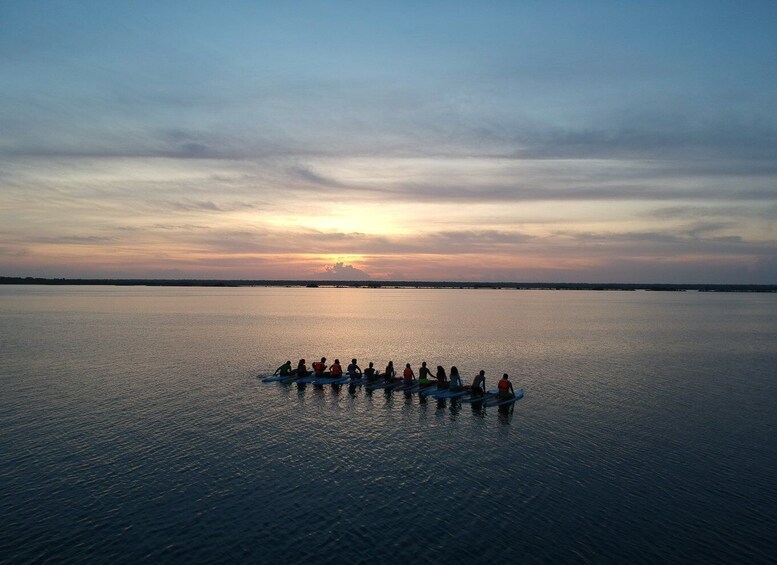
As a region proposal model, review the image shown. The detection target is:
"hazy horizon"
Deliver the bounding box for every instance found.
[2,1,776,283]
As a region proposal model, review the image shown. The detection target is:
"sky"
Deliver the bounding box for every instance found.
[1,0,776,283]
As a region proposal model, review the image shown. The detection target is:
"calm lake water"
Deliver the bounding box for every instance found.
[1,285,776,563]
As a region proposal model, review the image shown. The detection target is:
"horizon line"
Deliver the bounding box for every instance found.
[1,276,775,292]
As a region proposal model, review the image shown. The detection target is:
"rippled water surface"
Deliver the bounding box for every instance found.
[1,285,776,563]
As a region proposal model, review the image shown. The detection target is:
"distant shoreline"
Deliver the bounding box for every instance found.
[2,276,775,292]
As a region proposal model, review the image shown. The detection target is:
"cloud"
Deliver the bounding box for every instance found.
[288,165,348,188]
[319,262,370,280]
[159,199,256,213]
[646,204,777,222]
[27,235,117,244]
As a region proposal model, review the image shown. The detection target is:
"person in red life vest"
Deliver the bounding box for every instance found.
[498,373,515,399]
[295,359,310,377]
[471,370,486,397]
[383,361,395,382]
[312,357,327,377]
[435,366,448,389]
[331,359,343,378]
[403,363,415,383]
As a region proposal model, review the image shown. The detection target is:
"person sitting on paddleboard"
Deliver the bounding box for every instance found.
[498,373,515,399]
[418,361,434,387]
[273,360,292,376]
[471,370,486,397]
[403,363,415,383]
[312,357,328,377]
[331,359,343,378]
[383,361,395,381]
[435,366,448,389]
[296,359,310,377]
[364,362,377,382]
[449,366,462,391]
[347,359,362,379]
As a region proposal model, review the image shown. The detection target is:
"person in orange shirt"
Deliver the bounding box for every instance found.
[497,373,515,399]
[330,359,343,378]
[402,363,415,383]
[312,357,328,377]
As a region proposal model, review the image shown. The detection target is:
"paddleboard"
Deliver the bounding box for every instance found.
[393,381,419,393]
[432,388,468,399]
[484,388,524,407]
[260,375,286,382]
[460,388,498,403]
[295,375,319,384]
[345,377,369,386]
[365,380,400,391]
[418,385,443,397]
[312,376,346,385]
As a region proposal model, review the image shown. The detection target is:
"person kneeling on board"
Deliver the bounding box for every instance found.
[295,359,311,377]
[273,360,293,377]
[347,359,362,379]
[312,357,328,377]
[383,361,395,382]
[402,363,416,385]
[330,359,343,379]
[435,366,448,389]
[498,373,515,399]
[418,361,434,388]
[470,370,486,397]
[364,362,378,382]
[449,366,463,392]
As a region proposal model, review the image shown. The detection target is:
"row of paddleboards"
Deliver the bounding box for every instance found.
[259,374,524,407]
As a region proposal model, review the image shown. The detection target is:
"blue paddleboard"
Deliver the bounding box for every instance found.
[460,388,498,403]
[484,388,524,407]
[260,374,286,382]
[432,388,468,399]
[368,380,402,391]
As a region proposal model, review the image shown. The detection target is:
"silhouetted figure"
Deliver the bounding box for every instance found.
[383,361,395,381]
[419,361,434,386]
[273,360,292,376]
[347,359,362,379]
[312,357,328,377]
[436,366,448,389]
[364,362,377,381]
[403,363,415,383]
[498,373,515,399]
[450,366,462,391]
[471,370,486,397]
[331,359,342,377]
[296,359,310,377]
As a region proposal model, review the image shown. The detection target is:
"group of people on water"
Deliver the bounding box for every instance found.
[273,357,516,399]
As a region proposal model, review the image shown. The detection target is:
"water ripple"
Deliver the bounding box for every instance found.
[2,288,777,563]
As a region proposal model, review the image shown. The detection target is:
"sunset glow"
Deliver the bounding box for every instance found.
[1,2,776,283]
